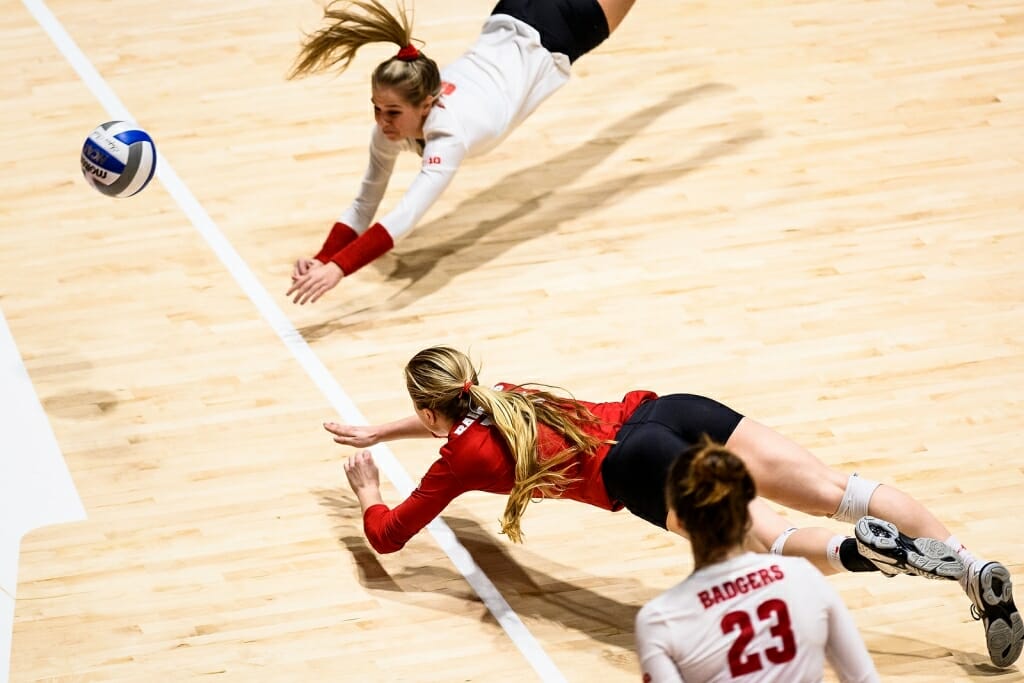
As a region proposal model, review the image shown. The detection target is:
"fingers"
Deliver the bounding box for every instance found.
[298,280,326,306]
[291,259,313,282]
[343,449,375,472]
[288,276,318,304]
[325,422,372,448]
[288,275,331,305]
[286,274,307,298]
[307,282,332,304]
[323,422,346,436]
[287,263,341,305]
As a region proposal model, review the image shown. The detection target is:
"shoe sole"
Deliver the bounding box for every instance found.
[855,517,964,581]
[973,562,1024,668]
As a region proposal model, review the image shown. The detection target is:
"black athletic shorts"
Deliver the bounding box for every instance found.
[491,0,610,63]
[600,394,745,529]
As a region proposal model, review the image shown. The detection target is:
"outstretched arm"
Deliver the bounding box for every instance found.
[344,450,469,553]
[291,128,467,304]
[319,136,465,278]
[324,415,433,448]
[287,126,400,302]
[344,449,386,512]
[341,125,402,234]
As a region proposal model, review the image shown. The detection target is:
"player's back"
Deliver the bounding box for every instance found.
[439,15,570,157]
[636,553,838,682]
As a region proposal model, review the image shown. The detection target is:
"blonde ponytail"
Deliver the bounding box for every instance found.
[405,347,604,543]
[289,1,441,106]
[290,0,411,77]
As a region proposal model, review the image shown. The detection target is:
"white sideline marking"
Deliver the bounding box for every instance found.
[22,1,566,680]
[0,306,87,683]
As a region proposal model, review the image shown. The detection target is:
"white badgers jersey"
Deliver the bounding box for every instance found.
[635,553,878,683]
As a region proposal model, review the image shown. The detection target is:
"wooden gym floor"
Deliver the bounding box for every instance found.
[3,0,1024,680]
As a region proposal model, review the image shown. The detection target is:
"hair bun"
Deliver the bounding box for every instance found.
[686,443,755,507]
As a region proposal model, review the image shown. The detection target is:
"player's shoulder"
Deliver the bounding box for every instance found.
[444,408,498,451]
[422,106,461,142]
[637,575,702,624]
[636,592,670,627]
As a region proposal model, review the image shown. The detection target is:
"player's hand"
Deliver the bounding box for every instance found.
[286,261,343,305]
[344,449,380,492]
[292,258,322,281]
[324,422,379,448]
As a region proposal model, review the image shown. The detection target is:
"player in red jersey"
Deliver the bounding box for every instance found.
[635,439,878,682]
[327,346,1022,668]
[285,0,637,304]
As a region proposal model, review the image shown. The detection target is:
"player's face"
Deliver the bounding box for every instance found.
[372,87,433,141]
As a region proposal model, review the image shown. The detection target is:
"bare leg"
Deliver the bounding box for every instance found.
[725,418,953,540]
[747,498,839,575]
[723,420,1019,668]
[595,0,636,33]
[863,483,952,540]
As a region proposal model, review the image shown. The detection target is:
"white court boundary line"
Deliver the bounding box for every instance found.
[22,1,566,681]
[1,301,87,683]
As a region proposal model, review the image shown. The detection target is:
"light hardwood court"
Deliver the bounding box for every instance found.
[3,0,1024,680]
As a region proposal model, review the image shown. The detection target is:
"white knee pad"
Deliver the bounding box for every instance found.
[770,527,798,555]
[830,473,880,523]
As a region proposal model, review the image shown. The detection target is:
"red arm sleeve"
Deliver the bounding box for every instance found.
[362,456,470,554]
[313,222,358,263]
[329,222,395,276]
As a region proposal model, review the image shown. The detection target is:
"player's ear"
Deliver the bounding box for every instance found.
[418,407,438,428]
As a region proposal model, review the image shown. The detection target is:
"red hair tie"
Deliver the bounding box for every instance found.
[461,381,473,395]
[396,44,420,61]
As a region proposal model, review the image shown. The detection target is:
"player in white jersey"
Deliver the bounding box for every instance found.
[285,0,636,304]
[635,439,879,683]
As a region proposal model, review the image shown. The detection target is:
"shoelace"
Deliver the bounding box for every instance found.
[971,603,983,621]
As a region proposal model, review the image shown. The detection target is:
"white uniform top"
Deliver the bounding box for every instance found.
[339,14,571,239]
[635,553,878,683]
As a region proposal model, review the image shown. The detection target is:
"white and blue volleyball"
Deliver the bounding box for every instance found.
[81,121,157,198]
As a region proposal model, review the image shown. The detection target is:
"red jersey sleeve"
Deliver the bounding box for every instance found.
[362,455,471,554]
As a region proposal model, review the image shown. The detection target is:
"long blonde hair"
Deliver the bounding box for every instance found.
[405,346,605,543]
[289,0,441,106]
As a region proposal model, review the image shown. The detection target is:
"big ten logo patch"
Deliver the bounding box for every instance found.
[425,155,443,166]
[440,81,456,96]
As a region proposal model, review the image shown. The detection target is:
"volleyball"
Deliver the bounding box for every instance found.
[80,121,157,198]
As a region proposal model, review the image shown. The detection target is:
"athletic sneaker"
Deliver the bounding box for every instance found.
[854,516,965,580]
[966,561,1024,668]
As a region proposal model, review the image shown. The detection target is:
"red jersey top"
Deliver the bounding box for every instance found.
[362,384,657,553]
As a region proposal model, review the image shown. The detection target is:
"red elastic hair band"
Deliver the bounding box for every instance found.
[461,381,473,395]
[396,44,420,61]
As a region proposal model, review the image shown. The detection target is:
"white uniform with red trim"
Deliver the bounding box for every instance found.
[635,553,878,683]
[339,14,571,240]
